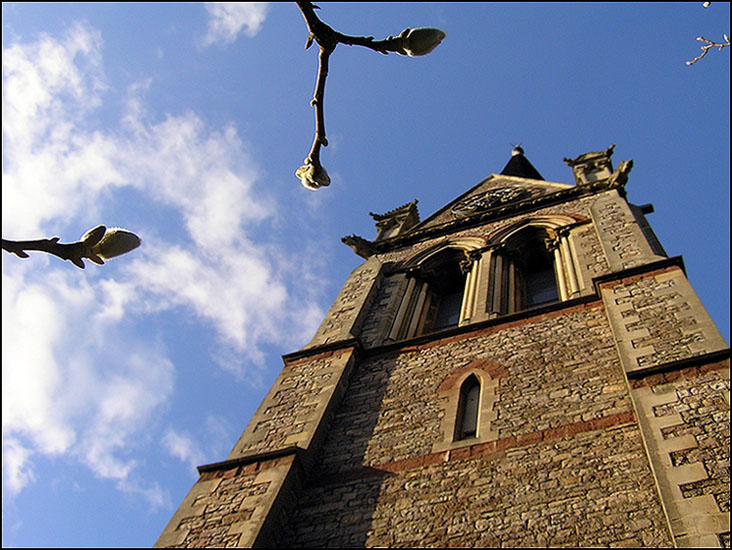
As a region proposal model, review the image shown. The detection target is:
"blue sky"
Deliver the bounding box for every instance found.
[2,3,729,547]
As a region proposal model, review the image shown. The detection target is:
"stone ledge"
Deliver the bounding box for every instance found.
[198,445,302,475]
[593,256,686,291]
[627,350,730,383]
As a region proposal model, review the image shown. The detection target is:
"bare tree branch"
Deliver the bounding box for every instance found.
[2,226,141,269]
[686,34,731,65]
[294,1,445,190]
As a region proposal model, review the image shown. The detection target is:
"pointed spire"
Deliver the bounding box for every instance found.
[500,146,544,180]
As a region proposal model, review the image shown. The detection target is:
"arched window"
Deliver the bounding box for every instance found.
[455,375,480,440]
[488,226,562,315]
[390,247,476,340]
[421,253,467,333]
[434,362,504,454]
[386,223,581,342]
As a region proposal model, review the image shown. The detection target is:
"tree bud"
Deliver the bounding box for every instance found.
[296,163,331,190]
[91,228,141,260]
[396,27,446,57]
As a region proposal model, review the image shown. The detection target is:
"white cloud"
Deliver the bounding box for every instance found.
[202,2,269,47]
[2,22,112,237]
[2,271,84,457]
[125,242,287,355]
[2,20,324,502]
[116,107,271,249]
[2,264,176,506]
[163,429,205,473]
[77,350,175,478]
[2,437,36,494]
[118,478,171,511]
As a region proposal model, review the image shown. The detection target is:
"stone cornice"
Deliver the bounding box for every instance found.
[592,255,687,293]
[282,337,362,365]
[625,348,730,381]
[197,445,303,474]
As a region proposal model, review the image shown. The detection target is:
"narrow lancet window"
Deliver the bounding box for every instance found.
[455,375,480,440]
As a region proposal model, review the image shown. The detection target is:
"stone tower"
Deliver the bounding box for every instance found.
[155,146,729,548]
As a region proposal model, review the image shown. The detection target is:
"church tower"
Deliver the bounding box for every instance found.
[156,146,729,548]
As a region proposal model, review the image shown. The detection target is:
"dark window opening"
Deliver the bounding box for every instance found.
[455,375,480,440]
[433,289,464,329]
[522,238,559,308]
[494,229,560,314]
[421,256,467,334]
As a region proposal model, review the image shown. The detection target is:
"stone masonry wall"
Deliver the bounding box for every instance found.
[630,360,730,547]
[157,346,360,548]
[155,454,298,548]
[305,257,384,349]
[600,265,728,376]
[283,426,669,548]
[227,347,356,460]
[590,191,666,271]
[281,302,673,547]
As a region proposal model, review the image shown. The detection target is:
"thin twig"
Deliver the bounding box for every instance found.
[296,2,338,172]
[686,35,731,65]
[305,40,333,172]
[294,1,442,187]
[3,236,96,269]
[2,226,141,269]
